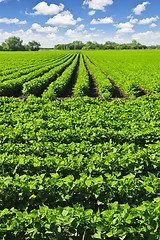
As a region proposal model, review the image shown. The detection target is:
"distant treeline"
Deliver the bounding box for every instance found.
[54,40,160,50]
[0,37,41,51]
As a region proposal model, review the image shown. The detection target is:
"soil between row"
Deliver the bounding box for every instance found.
[6,54,151,101]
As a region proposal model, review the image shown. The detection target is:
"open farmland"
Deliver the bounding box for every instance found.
[0,50,160,239]
[0,50,160,99]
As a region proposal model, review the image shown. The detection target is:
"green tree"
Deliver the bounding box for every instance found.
[26,41,41,51]
[4,36,24,51]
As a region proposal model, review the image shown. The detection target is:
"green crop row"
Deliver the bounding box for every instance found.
[42,54,79,99]
[0,54,74,97]
[0,51,68,74]
[23,54,77,96]
[73,54,90,96]
[0,200,160,239]
[0,53,70,82]
[84,55,115,99]
[84,50,160,96]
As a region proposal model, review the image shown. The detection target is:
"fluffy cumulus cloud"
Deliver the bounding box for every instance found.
[30,1,64,15]
[138,16,159,25]
[0,28,64,48]
[83,0,113,11]
[133,1,150,15]
[0,17,27,24]
[31,23,58,33]
[132,31,160,43]
[76,24,85,31]
[88,10,96,16]
[65,28,99,42]
[91,16,113,24]
[115,22,134,35]
[129,18,138,24]
[46,11,82,28]
[149,23,157,28]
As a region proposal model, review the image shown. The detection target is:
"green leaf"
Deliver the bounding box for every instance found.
[106,232,113,237]
[29,194,36,199]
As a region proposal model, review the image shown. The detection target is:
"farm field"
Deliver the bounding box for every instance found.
[0,50,160,99]
[83,50,160,97]
[0,50,160,239]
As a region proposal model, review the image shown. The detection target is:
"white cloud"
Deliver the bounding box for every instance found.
[150,23,157,28]
[90,27,96,30]
[0,17,27,24]
[30,1,64,15]
[0,0,5,2]
[138,16,159,24]
[115,22,133,29]
[0,29,64,48]
[83,0,113,11]
[132,31,160,42]
[31,23,58,33]
[129,18,138,24]
[88,10,96,15]
[117,28,135,34]
[91,16,113,24]
[76,24,85,31]
[77,17,83,22]
[115,22,134,35]
[65,28,99,42]
[46,11,81,28]
[133,1,150,15]
[48,33,57,39]
[127,15,133,19]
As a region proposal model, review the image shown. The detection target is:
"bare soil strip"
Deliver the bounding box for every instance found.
[86,56,130,100]
[102,70,130,99]
[83,56,103,100]
[137,85,151,96]
[59,56,80,98]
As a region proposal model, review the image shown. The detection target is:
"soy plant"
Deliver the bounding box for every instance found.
[73,54,90,96]
[84,55,114,99]
[42,54,79,100]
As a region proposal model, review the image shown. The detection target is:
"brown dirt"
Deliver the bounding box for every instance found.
[86,56,130,100]
[83,56,103,100]
[59,56,80,98]
[137,85,151,96]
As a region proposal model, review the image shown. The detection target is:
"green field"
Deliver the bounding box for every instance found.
[0,50,160,239]
[0,50,160,99]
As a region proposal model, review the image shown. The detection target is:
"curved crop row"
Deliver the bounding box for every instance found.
[42,54,79,99]
[0,53,70,82]
[0,51,67,74]
[84,55,114,99]
[73,54,90,96]
[84,50,160,95]
[23,54,77,96]
[0,54,73,97]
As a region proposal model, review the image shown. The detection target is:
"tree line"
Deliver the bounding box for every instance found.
[0,37,41,51]
[54,40,160,50]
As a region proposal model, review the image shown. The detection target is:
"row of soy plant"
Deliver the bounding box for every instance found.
[0,52,73,96]
[84,50,160,96]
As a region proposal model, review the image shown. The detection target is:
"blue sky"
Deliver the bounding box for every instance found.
[0,0,160,47]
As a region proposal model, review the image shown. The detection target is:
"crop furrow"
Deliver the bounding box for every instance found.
[22,55,77,96]
[137,85,152,96]
[0,55,74,97]
[86,56,129,99]
[83,56,101,99]
[60,55,80,98]
[42,54,79,100]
